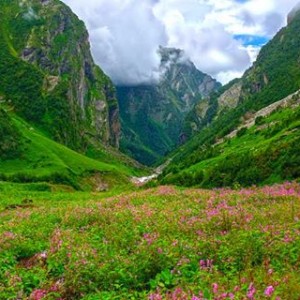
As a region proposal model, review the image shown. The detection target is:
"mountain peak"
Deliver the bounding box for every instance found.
[159,46,188,65]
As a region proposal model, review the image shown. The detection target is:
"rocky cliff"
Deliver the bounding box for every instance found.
[0,0,120,151]
[184,79,242,137]
[117,47,221,165]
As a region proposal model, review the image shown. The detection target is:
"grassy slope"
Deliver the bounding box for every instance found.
[0,112,144,189]
[1,183,300,299]
[161,102,300,187]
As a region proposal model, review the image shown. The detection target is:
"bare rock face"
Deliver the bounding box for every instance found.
[217,81,242,114]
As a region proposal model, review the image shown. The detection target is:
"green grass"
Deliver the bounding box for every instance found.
[0,114,144,190]
[1,182,300,299]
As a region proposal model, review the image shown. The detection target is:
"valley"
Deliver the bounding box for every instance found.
[1,0,300,299]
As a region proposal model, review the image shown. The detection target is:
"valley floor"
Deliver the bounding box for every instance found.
[1,182,300,299]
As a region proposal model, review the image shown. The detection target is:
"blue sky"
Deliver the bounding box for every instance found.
[234,35,269,46]
[63,0,300,85]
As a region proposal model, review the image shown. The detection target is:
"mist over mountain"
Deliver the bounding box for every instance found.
[117,47,221,165]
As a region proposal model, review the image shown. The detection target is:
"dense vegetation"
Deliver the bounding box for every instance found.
[1,182,300,299]
[0,109,22,160]
[0,0,119,153]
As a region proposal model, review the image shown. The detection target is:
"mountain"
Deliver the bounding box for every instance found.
[0,0,143,189]
[0,0,120,152]
[117,47,221,165]
[160,8,300,187]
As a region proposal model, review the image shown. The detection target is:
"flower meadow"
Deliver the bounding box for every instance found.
[1,182,300,299]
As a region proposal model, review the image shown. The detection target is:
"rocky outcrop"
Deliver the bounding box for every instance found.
[217,81,242,114]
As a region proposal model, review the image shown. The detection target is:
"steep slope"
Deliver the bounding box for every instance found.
[161,8,300,187]
[117,47,221,165]
[0,0,120,151]
[0,0,146,189]
[184,7,300,139]
[0,108,22,160]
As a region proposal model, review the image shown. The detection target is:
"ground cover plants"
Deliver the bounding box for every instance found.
[1,181,300,299]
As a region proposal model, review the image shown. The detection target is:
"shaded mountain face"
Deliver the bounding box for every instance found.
[161,9,300,188]
[0,0,120,152]
[117,47,221,165]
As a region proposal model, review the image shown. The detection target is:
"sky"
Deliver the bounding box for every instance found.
[62,0,300,85]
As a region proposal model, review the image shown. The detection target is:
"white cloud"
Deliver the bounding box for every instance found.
[63,0,167,85]
[62,0,300,85]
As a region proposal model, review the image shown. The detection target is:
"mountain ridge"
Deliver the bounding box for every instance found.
[0,0,120,151]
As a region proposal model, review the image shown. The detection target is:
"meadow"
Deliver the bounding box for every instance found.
[1,181,300,299]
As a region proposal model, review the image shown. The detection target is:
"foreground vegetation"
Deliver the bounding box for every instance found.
[1,181,300,299]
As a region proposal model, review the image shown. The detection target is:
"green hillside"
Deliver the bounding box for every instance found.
[161,95,300,187]
[0,0,120,152]
[161,10,300,187]
[0,110,142,190]
[0,0,145,189]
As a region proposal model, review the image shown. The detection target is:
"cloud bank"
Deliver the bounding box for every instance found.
[62,0,300,85]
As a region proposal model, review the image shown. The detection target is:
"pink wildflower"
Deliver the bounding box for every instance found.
[234,286,240,292]
[30,289,47,300]
[199,259,213,270]
[212,283,218,294]
[149,293,162,300]
[264,286,274,297]
[247,283,256,299]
